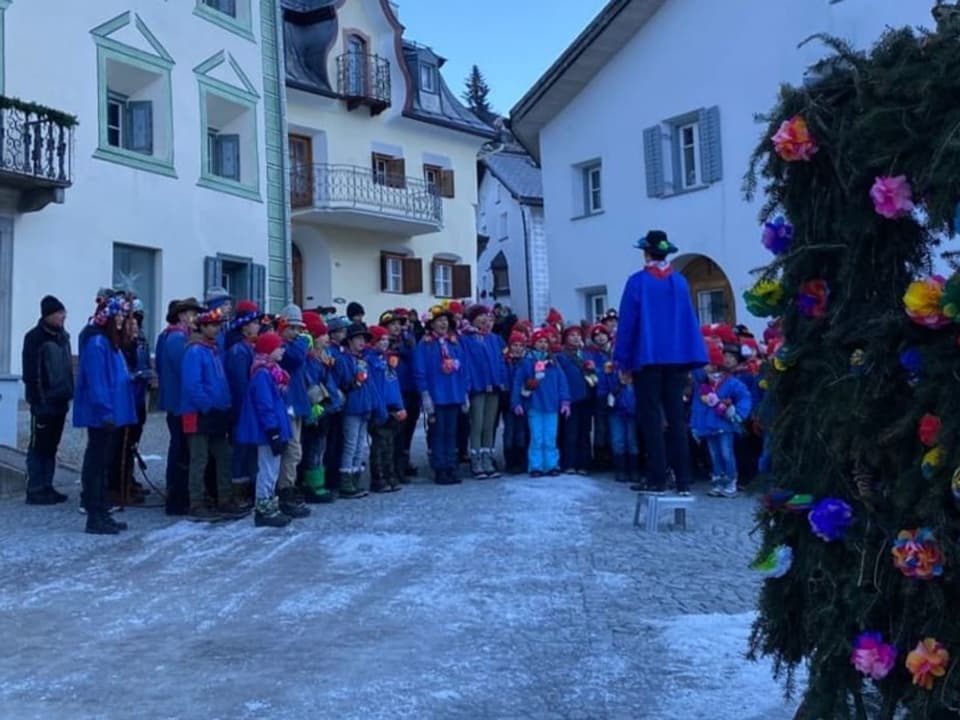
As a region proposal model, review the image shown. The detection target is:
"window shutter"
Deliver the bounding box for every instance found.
[380,254,389,291]
[698,105,723,183]
[252,263,266,310]
[429,260,438,296]
[388,158,406,188]
[219,134,241,181]
[127,101,153,155]
[642,125,664,198]
[452,264,472,299]
[440,169,455,198]
[402,257,423,294]
[204,256,223,298]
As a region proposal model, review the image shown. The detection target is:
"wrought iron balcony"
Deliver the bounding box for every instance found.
[0,97,75,210]
[291,163,442,236]
[336,52,391,115]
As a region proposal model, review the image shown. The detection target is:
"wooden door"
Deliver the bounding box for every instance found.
[289,135,313,208]
[292,244,304,308]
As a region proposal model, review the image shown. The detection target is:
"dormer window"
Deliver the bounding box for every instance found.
[419,63,437,94]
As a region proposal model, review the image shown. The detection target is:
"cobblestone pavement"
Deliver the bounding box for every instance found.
[7,412,799,719]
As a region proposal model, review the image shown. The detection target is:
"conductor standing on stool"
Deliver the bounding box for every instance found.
[613,230,707,495]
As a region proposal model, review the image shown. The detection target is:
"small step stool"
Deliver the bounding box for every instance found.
[633,493,695,531]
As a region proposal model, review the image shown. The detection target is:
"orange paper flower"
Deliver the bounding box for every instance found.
[906,638,949,690]
[772,115,819,162]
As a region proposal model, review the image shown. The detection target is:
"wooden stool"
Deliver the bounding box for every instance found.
[633,493,695,531]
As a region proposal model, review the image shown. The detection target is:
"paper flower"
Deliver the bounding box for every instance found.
[761,216,794,255]
[939,272,960,322]
[772,115,819,162]
[892,528,944,580]
[918,414,942,447]
[603,361,615,374]
[849,349,866,375]
[388,354,399,369]
[953,467,960,504]
[851,632,897,680]
[761,488,795,512]
[354,371,368,385]
[743,279,785,318]
[870,175,915,220]
[773,345,795,372]
[906,638,949,690]
[899,348,923,387]
[441,358,460,374]
[904,276,950,328]
[797,279,829,319]
[752,545,793,579]
[785,493,814,512]
[922,446,945,479]
[808,497,853,541]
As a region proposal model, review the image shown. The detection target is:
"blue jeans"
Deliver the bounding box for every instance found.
[341,414,369,471]
[428,404,460,472]
[528,410,559,472]
[705,432,737,479]
[609,415,639,455]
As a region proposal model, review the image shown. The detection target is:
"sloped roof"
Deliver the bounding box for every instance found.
[484,151,543,205]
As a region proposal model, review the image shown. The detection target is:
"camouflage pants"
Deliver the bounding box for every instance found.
[368,420,397,489]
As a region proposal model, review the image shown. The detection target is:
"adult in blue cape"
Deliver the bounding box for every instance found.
[613,230,707,495]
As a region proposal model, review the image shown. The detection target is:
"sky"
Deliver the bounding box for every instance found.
[393,0,610,115]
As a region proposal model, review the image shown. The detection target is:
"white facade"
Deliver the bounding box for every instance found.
[285,0,491,318]
[476,171,529,317]
[0,0,279,374]
[513,0,933,328]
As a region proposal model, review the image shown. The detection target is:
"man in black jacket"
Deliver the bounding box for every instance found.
[21,295,74,504]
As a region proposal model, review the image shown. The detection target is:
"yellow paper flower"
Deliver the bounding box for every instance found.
[922,446,945,479]
[743,279,785,318]
[904,277,950,328]
[906,638,949,690]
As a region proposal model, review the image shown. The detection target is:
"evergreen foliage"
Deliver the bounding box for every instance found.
[746,8,960,719]
[462,64,496,124]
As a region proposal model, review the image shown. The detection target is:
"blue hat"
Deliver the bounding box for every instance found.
[633,230,678,255]
[326,316,349,333]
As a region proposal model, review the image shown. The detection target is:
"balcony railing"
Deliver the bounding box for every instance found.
[291,163,442,228]
[0,97,75,188]
[335,52,391,115]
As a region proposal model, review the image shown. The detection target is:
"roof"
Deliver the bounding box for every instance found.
[509,0,667,161]
[483,150,542,205]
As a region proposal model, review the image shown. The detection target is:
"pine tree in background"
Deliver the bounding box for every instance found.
[462,64,496,124]
[744,5,960,718]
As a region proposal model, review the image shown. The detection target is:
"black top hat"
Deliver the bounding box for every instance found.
[173,297,205,316]
[633,230,678,256]
[345,322,371,341]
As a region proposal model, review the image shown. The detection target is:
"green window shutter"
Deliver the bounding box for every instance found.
[126,101,153,155]
[642,125,665,198]
[698,105,723,183]
[218,134,241,181]
[252,263,266,309]
[204,256,223,298]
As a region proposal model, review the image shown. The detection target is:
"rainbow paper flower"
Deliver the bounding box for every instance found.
[761,216,794,255]
[761,488,795,512]
[797,279,829,319]
[743,279,785,318]
[849,349,866,375]
[785,493,814,512]
[603,361,615,374]
[922,446,945,479]
[906,638,949,690]
[772,115,819,162]
[808,498,853,541]
[870,175,915,220]
[918,414,942,447]
[751,545,793,579]
[773,345,795,372]
[892,528,944,580]
[441,358,460,375]
[904,276,950,329]
[851,632,897,680]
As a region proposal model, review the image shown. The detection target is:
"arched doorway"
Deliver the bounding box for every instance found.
[292,243,303,308]
[674,254,735,325]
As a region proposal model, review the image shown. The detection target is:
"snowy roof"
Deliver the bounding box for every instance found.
[484,151,543,205]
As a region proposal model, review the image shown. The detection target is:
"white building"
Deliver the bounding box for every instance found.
[476,134,547,322]
[0,0,289,377]
[282,0,494,317]
[509,0,933,327]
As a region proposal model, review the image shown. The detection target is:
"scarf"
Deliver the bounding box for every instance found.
[434,333,460,374]
[645,260,673,280]
[251,353,290,392]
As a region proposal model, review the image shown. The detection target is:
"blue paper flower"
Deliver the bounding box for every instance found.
[899,348,923,375]
[808,498,854,542]
[762,216,795,255]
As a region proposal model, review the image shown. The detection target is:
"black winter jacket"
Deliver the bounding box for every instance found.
[22,320,74,413]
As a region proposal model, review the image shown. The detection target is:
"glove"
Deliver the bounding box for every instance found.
[267,429,286,457]
[462,396,471,414]
[299,332,314,350]
[725,405,740,423]
[513,405,525,416]
[310,403,325,423]
[393,409,408,422]
[560,401,571,418]
[421,392,435,417]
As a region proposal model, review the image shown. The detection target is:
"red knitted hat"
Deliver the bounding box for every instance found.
[545,307,563,326]
[255,332,283,356]
[508,331,528,346]
[368,325,389,344]
[302,311,327,339]
[531,329,552,345]
[448,301,465,314]
[562,325,582,342]
[708,344,725,367]
[590,324,609,339]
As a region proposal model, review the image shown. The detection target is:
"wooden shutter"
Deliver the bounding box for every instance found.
[387,158,406,188]
[380,254,389,291]
[642,125,664,198]
[440,169,455,198]
[452,264,472,299]
[402,257,423,294]
[219,134,241,180]
[252,263,266,310]
[204,256,223,298]
[698,105,723,183]
[126,101,153,155]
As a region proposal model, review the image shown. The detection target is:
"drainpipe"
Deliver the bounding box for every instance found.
[521,203,533,321]
[273,0,292,307]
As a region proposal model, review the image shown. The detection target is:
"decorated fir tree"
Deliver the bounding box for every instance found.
[744,5,960,718]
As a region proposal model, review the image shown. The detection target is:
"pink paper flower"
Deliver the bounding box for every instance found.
[870,175,914,219]
[851,632,897,680]
[772,116,818,162]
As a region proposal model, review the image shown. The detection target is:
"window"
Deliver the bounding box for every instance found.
[194,0,254,42]
[196,55,260,200]
[205,254,266,309]
[498,211,509,240]
[587,292,607,322]
[643,106,722,198]
[422,163,455,198]
[372,152,405,188]
[432,259,472,299]
[419,63,437,93]
[491,251,510,296]
[495,182,502,204]
[697,289,728,325]
[582,162,602,215]
[380,253,423,295]
[92,12,175,177]
[113,243,158,344]
[346,35,367,96]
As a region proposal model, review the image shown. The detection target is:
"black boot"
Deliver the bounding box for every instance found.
[613,454,627,483]
[278,487,311,518]
[628,454,647,491]
[85,511,120,535]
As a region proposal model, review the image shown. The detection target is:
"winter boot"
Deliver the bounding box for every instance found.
[303,468,335,503]
[231,479,254,511]
[85,512,120,535]
[469,450,486,478]
[613,454,627,483]
[278,486,311,518]
[722,476,739,498]
[187,501,221,522]
[255,497,291,527]
[481,449,501,478]
[628,454,648,491]
[708,476,724,497]
[339,471,368,499]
